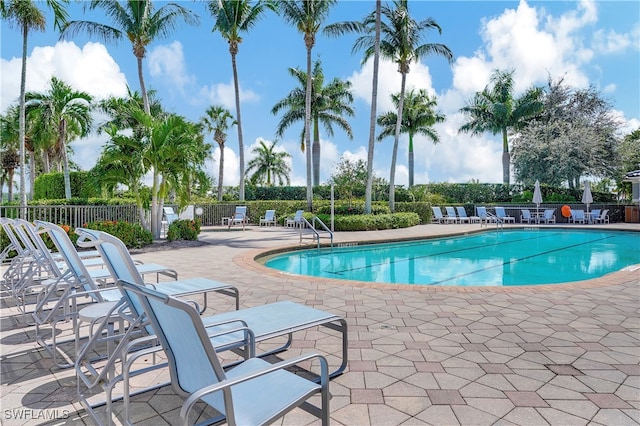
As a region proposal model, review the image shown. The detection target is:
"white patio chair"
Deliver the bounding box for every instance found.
[495,207,516,223]
[445,206,466,223]
[456,206,480,224]
[594,209,609,224]
[120,280,330,426]
[569,209,586,224]
[286,209,305,227]
[259,209,277,226]
[521,209,534,224]
[541,209,556,224]
[227,206,248,230]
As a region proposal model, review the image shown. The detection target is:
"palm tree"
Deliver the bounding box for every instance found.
[377,89,445,187]
[245,139,291,186]
[25,76,92,199]
[459,68,544,185]
[200,105,236,202]
[365,0,381,215]
[206,0,273,202]
[61,0,198,115]
[277,0,336,210]
[1,0,68,209]
[271,60,354,186]
[326,0,452,211]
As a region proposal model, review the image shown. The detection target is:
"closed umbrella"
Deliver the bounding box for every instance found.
[582,181,593,220]
[532,180,543,223]
[533,180,543,216]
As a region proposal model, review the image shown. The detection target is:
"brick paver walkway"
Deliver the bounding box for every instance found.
[1,223,638,425]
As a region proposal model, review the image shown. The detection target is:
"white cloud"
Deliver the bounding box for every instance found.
[592,27,639,55]
[198,80,260,111]
[1,41,128,114]
[210,145,240,187]
[148,41,195,94]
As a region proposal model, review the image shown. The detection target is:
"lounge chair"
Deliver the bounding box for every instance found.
[521,209,534,224]
[228,205,248,230]
[456,206,480,224]
[259,209,277,226]
[286,209,305,228]
[569,209,586,224]
[589,209,601,224]
[119,280,331,426]
[162,206,179,236]
[431,207,455,224]
[541,209,556,224]
[495,207,515,223]
[593,209,609,224]
[476,206,497,225]
[73,228,242,423]
[445,206,467,223]
[30,221,218,368]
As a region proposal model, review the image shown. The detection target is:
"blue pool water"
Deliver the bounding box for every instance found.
[264,229,640,286]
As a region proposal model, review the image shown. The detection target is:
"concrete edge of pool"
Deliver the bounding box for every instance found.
[245,225,640,293]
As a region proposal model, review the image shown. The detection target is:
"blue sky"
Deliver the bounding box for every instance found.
[2,0,639,191]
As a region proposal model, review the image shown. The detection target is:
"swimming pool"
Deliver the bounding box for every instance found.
[263,229,640,286]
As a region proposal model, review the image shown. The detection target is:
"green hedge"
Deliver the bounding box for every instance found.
[315,212,420,231]
[33,171,101,200]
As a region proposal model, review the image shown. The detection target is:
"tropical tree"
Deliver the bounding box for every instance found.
[200,105,236,201]
[245,139,291,186]
[206,0,273,202]
[326,0,452,211]
[271,60,354,186]
[377,89,444,187]
[329,156,368,206]
[1,0,68,208]
[459,68,544,185]
[364,1,381,214]
[511,77,621,188]
[25,76,92,199]
[277,0,336,210]
[61,0,198,115]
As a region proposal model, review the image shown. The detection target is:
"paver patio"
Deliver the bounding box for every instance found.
[1,223,639,425]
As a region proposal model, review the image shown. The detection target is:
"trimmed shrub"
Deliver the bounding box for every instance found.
[83,220,152,249]
[317,212,420,231]
[167,219,201,242]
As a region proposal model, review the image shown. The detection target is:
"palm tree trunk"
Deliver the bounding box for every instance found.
[408,134,414,188]
[502,128,510,185]
[151,171,159,238]
[389,72,407,213]
[231,51,246,201]
[8,169,15,202]
[19,24,28,213]
[365,0,381,215]
[312,117,320,186]
[137,55,150,115]
[304,42,313,210]
[60,119,71,199]
[28,151,36,200]
[217,143,224,201]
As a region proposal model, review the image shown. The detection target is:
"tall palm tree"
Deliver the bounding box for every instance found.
[206,0,273,202]
[326,0,452,211]
[61,0,198,115]
[245,139,291,186]
[365,0,381,215]
[377,89,445,187]
[459,68,544,185]
[271,60,354,186]
[277,0,336,210]
[25,76,92,199]
[199,105,236,202]
[1,0,68,209]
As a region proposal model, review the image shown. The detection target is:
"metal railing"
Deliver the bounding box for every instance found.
[299,216,333,249]
[0,205,140,228]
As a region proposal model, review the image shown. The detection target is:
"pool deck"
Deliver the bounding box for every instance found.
[1,223,639,425]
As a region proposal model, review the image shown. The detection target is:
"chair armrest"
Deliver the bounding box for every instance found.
[180,352,328,425]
